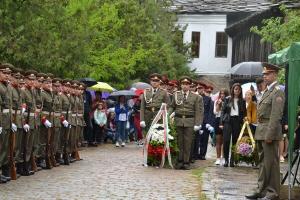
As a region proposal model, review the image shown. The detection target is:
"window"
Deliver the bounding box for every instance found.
[215,32,228,57]
[191,32,200,58]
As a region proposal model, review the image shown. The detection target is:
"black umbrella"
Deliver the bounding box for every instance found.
[79,77,97,87]
[230,62,263,79]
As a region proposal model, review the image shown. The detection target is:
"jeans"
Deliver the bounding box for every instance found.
[116,121,126,142]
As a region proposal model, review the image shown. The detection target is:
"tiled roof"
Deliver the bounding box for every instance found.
[171,0,280,14]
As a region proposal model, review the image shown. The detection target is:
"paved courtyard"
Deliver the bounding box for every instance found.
[0,143,201,200]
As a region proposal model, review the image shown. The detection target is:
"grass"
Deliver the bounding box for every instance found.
[192,167,209,200]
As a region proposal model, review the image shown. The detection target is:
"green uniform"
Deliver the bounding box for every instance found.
[52,92,62,161]
[140,88,170,129]
[69,94,77,155]
[0,82,12,168]
[169,91,202,165]
[255,83,285,199]
[33,89,43,159]
[20,87,36,163]
[77,94,85,142]
[60,93,71,158]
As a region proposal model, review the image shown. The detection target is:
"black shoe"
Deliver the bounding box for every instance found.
[245,193,263,199]
[257,196,279,200]
[230,162,235,167]
[199,156,206,160]
[182,163,191,170]
[224,161,228,167]
[175,162,183,170]
[0,175,7,184]
[70,157,76,163]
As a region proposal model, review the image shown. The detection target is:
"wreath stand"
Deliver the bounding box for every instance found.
[236,121,256,153]
[143,103,173,169]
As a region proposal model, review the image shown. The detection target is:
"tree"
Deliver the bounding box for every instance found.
[0,0,193,89]
[251,5,300,83]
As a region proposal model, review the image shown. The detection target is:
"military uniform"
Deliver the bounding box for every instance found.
[140,74,170,129]
[248,63,285,200]
[169,77,203,169]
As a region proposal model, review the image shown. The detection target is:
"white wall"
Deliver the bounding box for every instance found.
[177,14,232,75]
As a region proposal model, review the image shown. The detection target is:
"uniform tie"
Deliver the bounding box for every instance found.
[184,93,187,101]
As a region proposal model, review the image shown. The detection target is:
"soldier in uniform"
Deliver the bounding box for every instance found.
[52,78,63,165]
[20,70,37,175]
[246,63,285,200]
[69,81,78,162]
[169,76,203,169]
[140,73,170,130]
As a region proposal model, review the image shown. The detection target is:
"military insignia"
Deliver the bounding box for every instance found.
[144,88,153,103]
[174,91,183,105]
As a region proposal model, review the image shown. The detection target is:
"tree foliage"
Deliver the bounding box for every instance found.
[251,5,300,83]
[0,0,192,89]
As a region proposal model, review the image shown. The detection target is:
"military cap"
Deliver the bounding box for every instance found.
[19,78,26,85]
[46,73,54,79]
[24,70,37,80]
[52,78,62,86]
[36,73,46,82]
[149,73,162,81]
[62,79,72,86]
[179,76,192,84]
[262,62,281,74]
[79,82,86,89]
[0,63,14,73]
[12,68,23,78]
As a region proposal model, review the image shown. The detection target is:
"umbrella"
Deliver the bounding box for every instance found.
[88,82,115,92]
[131,82,151,90]
[130,87,144,96]
[230,62,263,79]
[79,77,97,87]
[110,90,136,97]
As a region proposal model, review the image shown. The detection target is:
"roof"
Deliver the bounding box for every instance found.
[171,0,288,14]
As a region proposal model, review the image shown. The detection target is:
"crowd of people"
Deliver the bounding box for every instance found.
[0,63,85,184]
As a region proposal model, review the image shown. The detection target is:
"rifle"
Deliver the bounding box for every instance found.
[9,108,17,180]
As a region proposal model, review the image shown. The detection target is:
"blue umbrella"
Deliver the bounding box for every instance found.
[110,90,136,97]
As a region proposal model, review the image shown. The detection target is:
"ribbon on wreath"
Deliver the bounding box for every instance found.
[143,103,173,169]
[236,120,256,151]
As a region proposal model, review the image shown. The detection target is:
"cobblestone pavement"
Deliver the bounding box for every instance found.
[0,143,201,200]
[202,145,300,200]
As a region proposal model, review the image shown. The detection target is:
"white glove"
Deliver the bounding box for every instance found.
[200,130,204,135]
[140,121,146,128]
[208,126,215,133]
[62,120,69,128]
[205,124,211,129]
[44,120,52,128]
[11,123,17,132]
[0,127,2,134]
[169,112,175,118]
[23,124,30,132]
[194,126,200,131]
[22,107,26,114]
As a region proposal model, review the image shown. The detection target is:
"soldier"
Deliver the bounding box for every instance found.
[60,79,72,165]
[40,73,55,169]
[140,73,170,130]
[69,81,79,162]
[0,64,14,183]
[246,63,285,200]
[19,70,37,176]
[77,83,85,148]
[169,76,203,170]
[52,78,63,165]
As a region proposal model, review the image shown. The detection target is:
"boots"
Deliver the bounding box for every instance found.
[45,156,53,169]
[1,165,11,181]
[55,153,64,165]
[21,162,34,176]
[50,154,59,167]
[63,153,70,165]
[0,174,7,184]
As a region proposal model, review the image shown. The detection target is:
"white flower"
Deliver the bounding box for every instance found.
[149,124,174,143]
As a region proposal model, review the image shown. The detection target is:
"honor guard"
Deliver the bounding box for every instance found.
[140,73,170,130]
[168,76,203,170]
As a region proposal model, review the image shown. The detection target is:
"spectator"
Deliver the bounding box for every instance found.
[115,96,129,147]
[104,111,116,144]
[93,102,107,145]
[255,78,266,102]
[220,83,246,167]
[133,98,143,146]
[245,90,257,133]
[213,88,229,165]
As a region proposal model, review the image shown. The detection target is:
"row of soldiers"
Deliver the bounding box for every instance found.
[0,63,85,184]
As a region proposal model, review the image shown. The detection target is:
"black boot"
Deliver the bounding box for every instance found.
[21,162,34,176]
[2,165,11,181]
[63,153,70,165]
[230,154,235,167]
[224,159,229,167]
[0,175,7,184]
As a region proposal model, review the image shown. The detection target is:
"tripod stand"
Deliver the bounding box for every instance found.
[281,149,300,186]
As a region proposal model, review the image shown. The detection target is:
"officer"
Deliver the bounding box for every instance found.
[169,76,203,169]
[140,73,170,130]
[246,63,285,200]
[69,81,78,162]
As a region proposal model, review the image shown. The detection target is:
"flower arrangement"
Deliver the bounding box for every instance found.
[147,122,178,167]
[232,136,258,166]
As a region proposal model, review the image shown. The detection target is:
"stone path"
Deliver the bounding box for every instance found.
[0,143,201,200]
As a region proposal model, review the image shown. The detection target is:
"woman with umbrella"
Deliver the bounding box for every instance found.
[114,96,129,147]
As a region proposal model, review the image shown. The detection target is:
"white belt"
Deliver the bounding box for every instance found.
[77,114,83,117]
[3,109,10,113]
[43,111,50,115]
[13,110,22,114]
[62,111,67,114]
[54,113,61,117]
[24,112,35,117]
[72,114,76,117]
